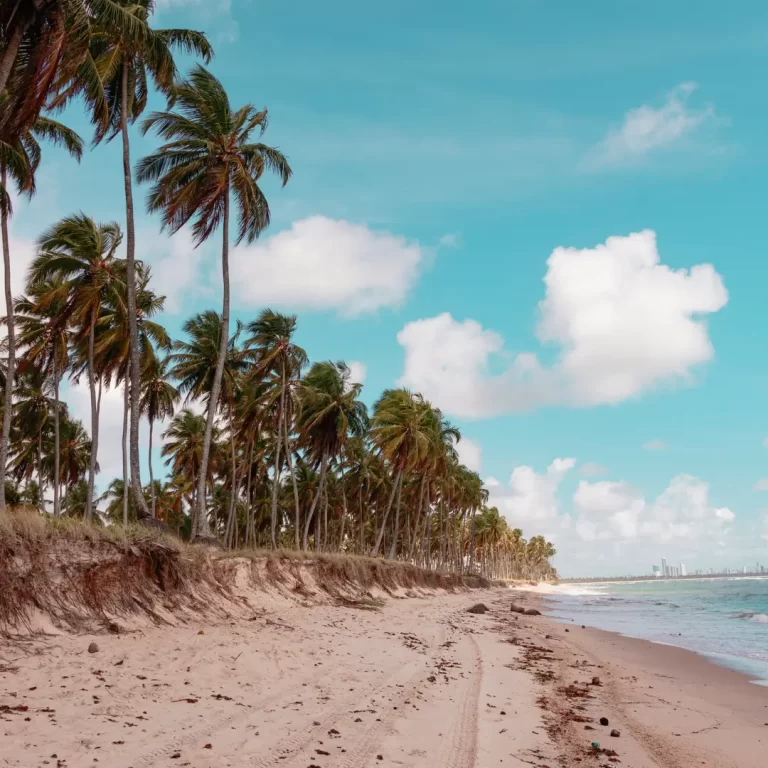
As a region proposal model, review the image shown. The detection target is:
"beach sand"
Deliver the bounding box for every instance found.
[1,588,767,767]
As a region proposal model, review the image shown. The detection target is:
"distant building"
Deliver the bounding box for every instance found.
[661,558,668,577]
[680,563,686,577]
[652,565,661,578]
[743,566,748,574]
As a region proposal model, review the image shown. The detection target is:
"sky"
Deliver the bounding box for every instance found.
[5,0,768,576]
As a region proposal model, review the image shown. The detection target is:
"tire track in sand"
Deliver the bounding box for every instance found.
[436,632,482,768]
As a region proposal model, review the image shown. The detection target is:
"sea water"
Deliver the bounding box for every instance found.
[543,577,768,683]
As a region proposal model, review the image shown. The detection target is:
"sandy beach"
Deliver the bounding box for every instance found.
[2,587,767,768]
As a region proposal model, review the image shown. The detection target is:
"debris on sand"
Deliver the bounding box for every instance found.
[591,677,601,686]
[467,603,489,614]
[610,729,621,738]
[524,608,541,616]
[511,604,526,614]
[599,717,610,726]
[88,643,99,654]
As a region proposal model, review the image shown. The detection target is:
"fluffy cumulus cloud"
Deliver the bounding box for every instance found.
[346,361,367,386]
[587,82,718,168]
[398,230,727,418]
[230,216,425,316]
[142,228,213,315]
[753,479,768,492]
[487,458,576,527]
[579,462,608,477]
[456,437,482,473]
[486,459,737,575]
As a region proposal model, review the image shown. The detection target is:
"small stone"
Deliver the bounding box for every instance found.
[376,756,383,761]
[88,643,99,654]
[599,717,609,726]
[591,677,601,686]
[467,603,489,614]
[610,729,620,738]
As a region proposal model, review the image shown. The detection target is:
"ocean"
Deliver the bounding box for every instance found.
[543,577,768,683]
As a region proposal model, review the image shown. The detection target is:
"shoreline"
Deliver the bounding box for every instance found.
[2,587,767,767]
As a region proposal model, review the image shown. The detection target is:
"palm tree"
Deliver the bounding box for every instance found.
[54,1,212,520]
[138,65,291,540]
[28,213,123,521]
[8,365,53,507]
[0,0,149,128]
[170,310,245,538]
[161,408,221,532]
[245,310,307,549]
[0,115,83,510]
[140,351,179,518]
[297,362,368,551]
[14,276,72,516]
[369,389,432,558]
[93,265,168,524]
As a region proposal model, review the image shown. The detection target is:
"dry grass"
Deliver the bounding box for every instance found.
[0,508,494,635]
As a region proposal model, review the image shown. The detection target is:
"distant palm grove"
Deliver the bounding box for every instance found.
[0,1,556,581]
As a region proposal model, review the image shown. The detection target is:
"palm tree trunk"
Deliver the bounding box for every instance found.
[408,475,427,561]
[270,367,286,549]
[148,418,156,518]
[224,402,238,548]
[372,469,402,557]
[194,183,230,541]
[302,448,327,551]
[469,508,477,573]
[121,61,150,521]
[244,441,254,548]
[122,379,129,526]
[85,305,99,523]
[388,475,404,560]
[358,486,364,554]
[338,461,348,553]
[281,381,300,550]
[0,23,23,97]
[0,166,16,511]
[53,353,60,517]
[37,429,44,513]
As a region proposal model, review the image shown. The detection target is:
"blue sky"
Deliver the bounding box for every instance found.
[6,0,768,575]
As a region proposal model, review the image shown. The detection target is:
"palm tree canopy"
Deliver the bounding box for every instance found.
[298,361,368,464]
[170,310,246,407]
[52,0,213,144]
[137,64,292,245]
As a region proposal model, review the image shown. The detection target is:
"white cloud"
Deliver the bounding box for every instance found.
[572,474,734,545]
[439,232,462,248]
[456,437,482,473]
[398,230,727,418]
[643,439,668,451]
[753,479,768,492]
[588,83,718,168]
[347,360,367,386]
[0,232,35,318]
[487,458,576,527]
[64,380,129,490]
[231,216,426,316]
[763,437,768,448]
[580,462,608,477]
[142,228,212,315]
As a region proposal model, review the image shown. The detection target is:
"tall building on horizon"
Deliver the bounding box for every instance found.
[661,557,668,577]
[680,563,686,577]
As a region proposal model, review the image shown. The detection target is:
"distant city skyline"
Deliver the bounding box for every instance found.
[652,559,765,578]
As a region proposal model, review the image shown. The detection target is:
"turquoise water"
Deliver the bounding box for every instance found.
[544,578,768,683]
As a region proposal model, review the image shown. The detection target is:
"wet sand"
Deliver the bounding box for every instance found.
[1,588,767,767]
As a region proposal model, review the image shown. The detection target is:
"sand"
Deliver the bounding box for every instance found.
[1,588,767,768]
